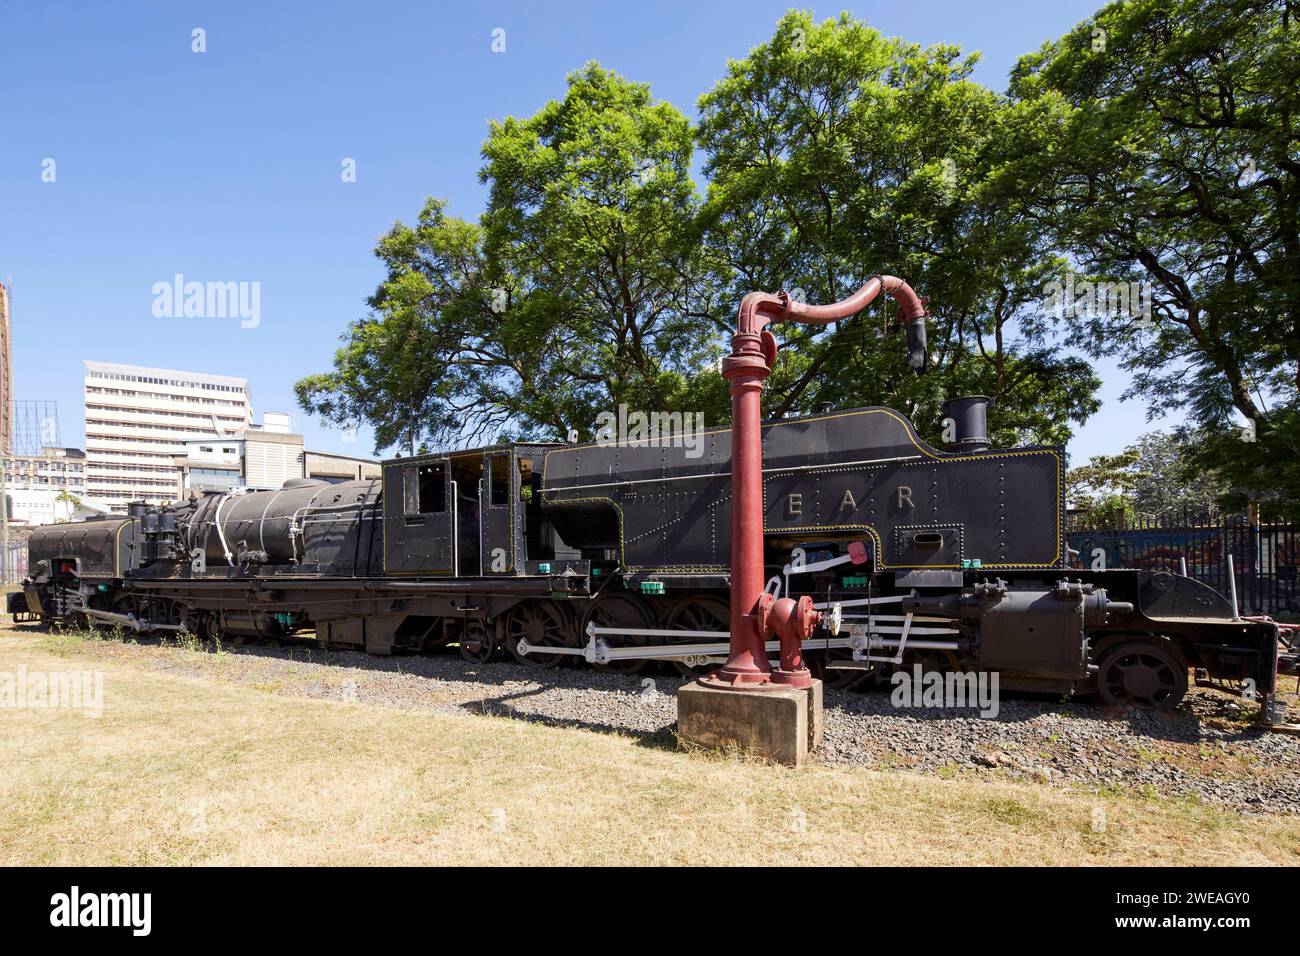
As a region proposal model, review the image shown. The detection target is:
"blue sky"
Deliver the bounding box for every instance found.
[0,0,1174,462]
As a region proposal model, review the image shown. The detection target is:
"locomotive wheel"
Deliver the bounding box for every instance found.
[581,592,656,674]
[179,606,212,641]
[1095,641,1188,711]
[160,599,183,627]
[504,602,575,668]
[458,620,497,664]
[106,593,149,638]
[918,649,961,672]
[665,594,729,677]
[809,647,870,691]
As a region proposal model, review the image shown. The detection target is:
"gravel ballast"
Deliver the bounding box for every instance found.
[46,632,1300,815]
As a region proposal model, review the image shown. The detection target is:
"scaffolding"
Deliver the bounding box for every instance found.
[13,400,60,456]
[0,280,11,457]
[3,402,64,584]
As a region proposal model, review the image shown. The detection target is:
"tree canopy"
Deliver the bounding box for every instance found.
[1003,0,1299,515]
[696,11,1100,445]
[297,2,1297,518]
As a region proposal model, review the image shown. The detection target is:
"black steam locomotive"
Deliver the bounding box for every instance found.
[13,398,1280,714]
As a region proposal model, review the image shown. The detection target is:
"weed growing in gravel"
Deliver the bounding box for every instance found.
[178,628,204,653]
[1081,782,1130,801]
[160,626,226,656]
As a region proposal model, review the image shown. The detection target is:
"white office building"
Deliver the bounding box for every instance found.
[177,423,306,496]
[175,414,379,497]
[84,361,253,512]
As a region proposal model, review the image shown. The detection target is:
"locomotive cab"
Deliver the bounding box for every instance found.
[381,445,546,576]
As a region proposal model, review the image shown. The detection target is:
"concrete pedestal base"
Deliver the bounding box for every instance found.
[677,678,823,767]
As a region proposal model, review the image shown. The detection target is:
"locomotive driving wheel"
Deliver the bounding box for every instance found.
[458,620,497,664]
[1095,640,1188,711]
[179,606,213,641]
[111,593,140,629]
[504,602,575,668]
[809,646,870,691]
[161,599,184,629]
[665,594,729,677]
[581,591,656,674]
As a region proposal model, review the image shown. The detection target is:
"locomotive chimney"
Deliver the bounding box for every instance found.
[942,395,993,451]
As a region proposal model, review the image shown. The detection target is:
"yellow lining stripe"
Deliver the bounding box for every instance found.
[761,448,1063,568]
[112,518,133,578]
[542,408,1065,573]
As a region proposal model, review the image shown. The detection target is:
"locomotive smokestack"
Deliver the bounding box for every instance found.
[942,395,993,451]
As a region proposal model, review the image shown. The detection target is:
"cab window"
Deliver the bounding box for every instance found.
[403,462,446,515]
[488,455,509,507]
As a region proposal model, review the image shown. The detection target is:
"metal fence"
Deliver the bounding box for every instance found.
[1067,511,1299,616]
[0,541,27,587]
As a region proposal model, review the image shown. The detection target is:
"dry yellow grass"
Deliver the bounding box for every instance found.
[1,631,1297,866]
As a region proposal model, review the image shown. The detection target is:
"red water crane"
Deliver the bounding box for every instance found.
[701,276,929,690]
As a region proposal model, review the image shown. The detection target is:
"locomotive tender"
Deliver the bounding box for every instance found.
[15,397,1280,713]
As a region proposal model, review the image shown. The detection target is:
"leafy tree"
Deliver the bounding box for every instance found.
[695,10,1102,446]
[53,490,82,522]
[1067,449,1140,500]
[1005,0,1300,512]
[1128,430,1229,515]
[1066,450,1143,529]
[1174,413,1300,519]
[478,62,721,435]
[1080,493,1139,530]
[299,65,724,450]
[1067,431,1230,520]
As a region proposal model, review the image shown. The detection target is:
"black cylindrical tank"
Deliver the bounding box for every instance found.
[942,395,993,451]
[187,477,380,571]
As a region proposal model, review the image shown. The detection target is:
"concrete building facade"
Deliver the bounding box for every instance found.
[177,427,307,496]
[1,446,112,525]
[84,361,253,512]
[176,414,377,497]
[5,446,87,494]
[305,450,382,483]
[244,429,306,490]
